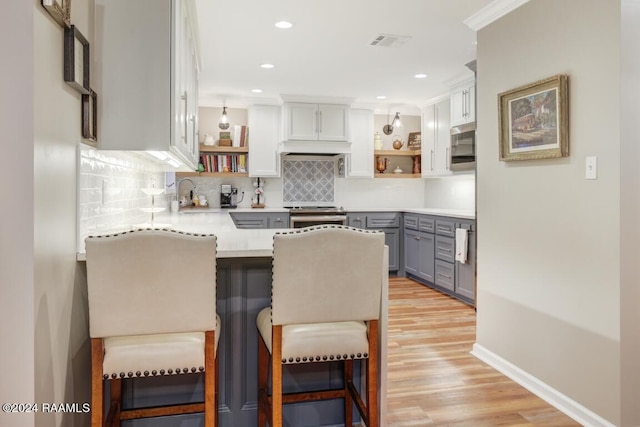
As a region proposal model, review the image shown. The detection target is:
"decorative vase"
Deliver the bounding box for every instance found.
[413,156,421,174]
[376,156,388,173]
[374,132,383,150]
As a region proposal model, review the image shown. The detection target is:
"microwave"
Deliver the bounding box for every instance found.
[450,122,476,171]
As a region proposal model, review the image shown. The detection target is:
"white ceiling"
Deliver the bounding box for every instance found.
[194,0,493,114]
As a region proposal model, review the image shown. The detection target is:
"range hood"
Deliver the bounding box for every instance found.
[278,140,352,156]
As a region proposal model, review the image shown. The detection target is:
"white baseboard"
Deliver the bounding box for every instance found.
[471,343,615,427]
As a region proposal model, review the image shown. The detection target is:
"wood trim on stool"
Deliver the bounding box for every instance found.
[205,330,216,427]
[271,325,283,427]
[259,319,379,427]
[91,331,218,427]
[91,338,104,426]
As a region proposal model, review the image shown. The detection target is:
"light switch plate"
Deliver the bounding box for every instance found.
[586,156,597,180]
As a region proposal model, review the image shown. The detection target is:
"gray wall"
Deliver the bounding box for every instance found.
[0,1,35,426]
[476,1,620,424]
[33,0,93,426]
[620,1,640,425]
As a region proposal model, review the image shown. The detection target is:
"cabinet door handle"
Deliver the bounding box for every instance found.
[446,147,450,169]
[414,236,420,240]
[319,111,322,134]
[430,150,434,171]
[181,91,188,143]
[463,90,467,117]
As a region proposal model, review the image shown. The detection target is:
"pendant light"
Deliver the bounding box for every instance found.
[218,106,230,130]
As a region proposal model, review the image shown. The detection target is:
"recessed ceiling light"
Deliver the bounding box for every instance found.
[414,73,428,79]
[376,95,387,100]
[252,89,263,93]
[260,63,275,69]
[275,21,293,29]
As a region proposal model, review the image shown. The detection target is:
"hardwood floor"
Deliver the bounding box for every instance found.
[386,277,580,427]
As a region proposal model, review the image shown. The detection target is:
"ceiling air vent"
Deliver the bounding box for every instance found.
[369,34,411,48]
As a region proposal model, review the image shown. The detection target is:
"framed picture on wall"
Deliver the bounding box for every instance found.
[41,0,71,28]
[498,74,569,161]
[82,90,97,143]
[64,25,90,95]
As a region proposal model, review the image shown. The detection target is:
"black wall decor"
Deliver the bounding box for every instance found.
[64,25,90,94]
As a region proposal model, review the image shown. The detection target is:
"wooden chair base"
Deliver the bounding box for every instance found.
[257,321,379,427]
[91,331,218,427]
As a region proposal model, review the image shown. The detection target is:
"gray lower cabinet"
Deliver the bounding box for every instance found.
[347,212,400,272]
[267,213,290,228]
[403,215,435,283]
[455,219,475,302]
[404,213,475,305]
[229,212,290,229]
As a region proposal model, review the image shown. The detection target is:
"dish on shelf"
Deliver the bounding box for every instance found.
[140,207,166,213]
[141,188,165,196]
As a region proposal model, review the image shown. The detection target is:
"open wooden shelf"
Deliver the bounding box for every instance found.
[374,149,421,157]
[199,144,249,153]
[374,173,421,178]
[176,171,249,178]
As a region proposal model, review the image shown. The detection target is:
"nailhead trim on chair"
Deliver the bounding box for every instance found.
[280,351,370,365]
[87,228,216,239]
[103,365,207,380]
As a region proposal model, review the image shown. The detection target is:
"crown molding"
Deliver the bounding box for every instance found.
[464,0,530,31]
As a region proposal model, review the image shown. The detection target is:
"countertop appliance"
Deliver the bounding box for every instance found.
[450,122,476,171]
[220,184,239,208]
[288,206,347,228]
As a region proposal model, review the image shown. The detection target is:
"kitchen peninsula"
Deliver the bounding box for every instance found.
[77,207,472,426]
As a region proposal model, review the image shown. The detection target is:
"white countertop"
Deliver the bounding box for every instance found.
[77,207,474,260]
[346,207,475,219]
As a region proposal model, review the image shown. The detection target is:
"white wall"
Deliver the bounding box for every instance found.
[620,1,640,425]
[0,1,35,426]
[476,1,620,424]
[33,0,93,425]
[423,175,475,211]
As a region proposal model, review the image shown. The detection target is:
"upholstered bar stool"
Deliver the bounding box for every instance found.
[256,225,385,427]
[85,229,219,427]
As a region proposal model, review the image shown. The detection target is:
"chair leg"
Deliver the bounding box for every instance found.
[91,338,104,427]
[257,334,269,427]
[107,379,122,427]
[367,320,379,427]
[271,325,283,427]
[344,359,353,427]
[215,350,219,427]
[204,330,216,427]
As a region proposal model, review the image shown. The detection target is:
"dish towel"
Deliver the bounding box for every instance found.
[455,228,468,264]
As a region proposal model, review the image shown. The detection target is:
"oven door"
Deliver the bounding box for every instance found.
[289,215,348,228]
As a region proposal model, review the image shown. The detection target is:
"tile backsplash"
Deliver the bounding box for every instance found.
[282,158,335,206]
[78,149,168,249]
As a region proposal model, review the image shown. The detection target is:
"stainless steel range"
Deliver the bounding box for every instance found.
[288,206,347,228]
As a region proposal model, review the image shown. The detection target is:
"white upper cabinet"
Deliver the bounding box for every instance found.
[422,97,452,177]
[95,0,200,170]
[248,105,281,177]
[285,103,349,141]
[450,79,475,127]
[347,109,374,178]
